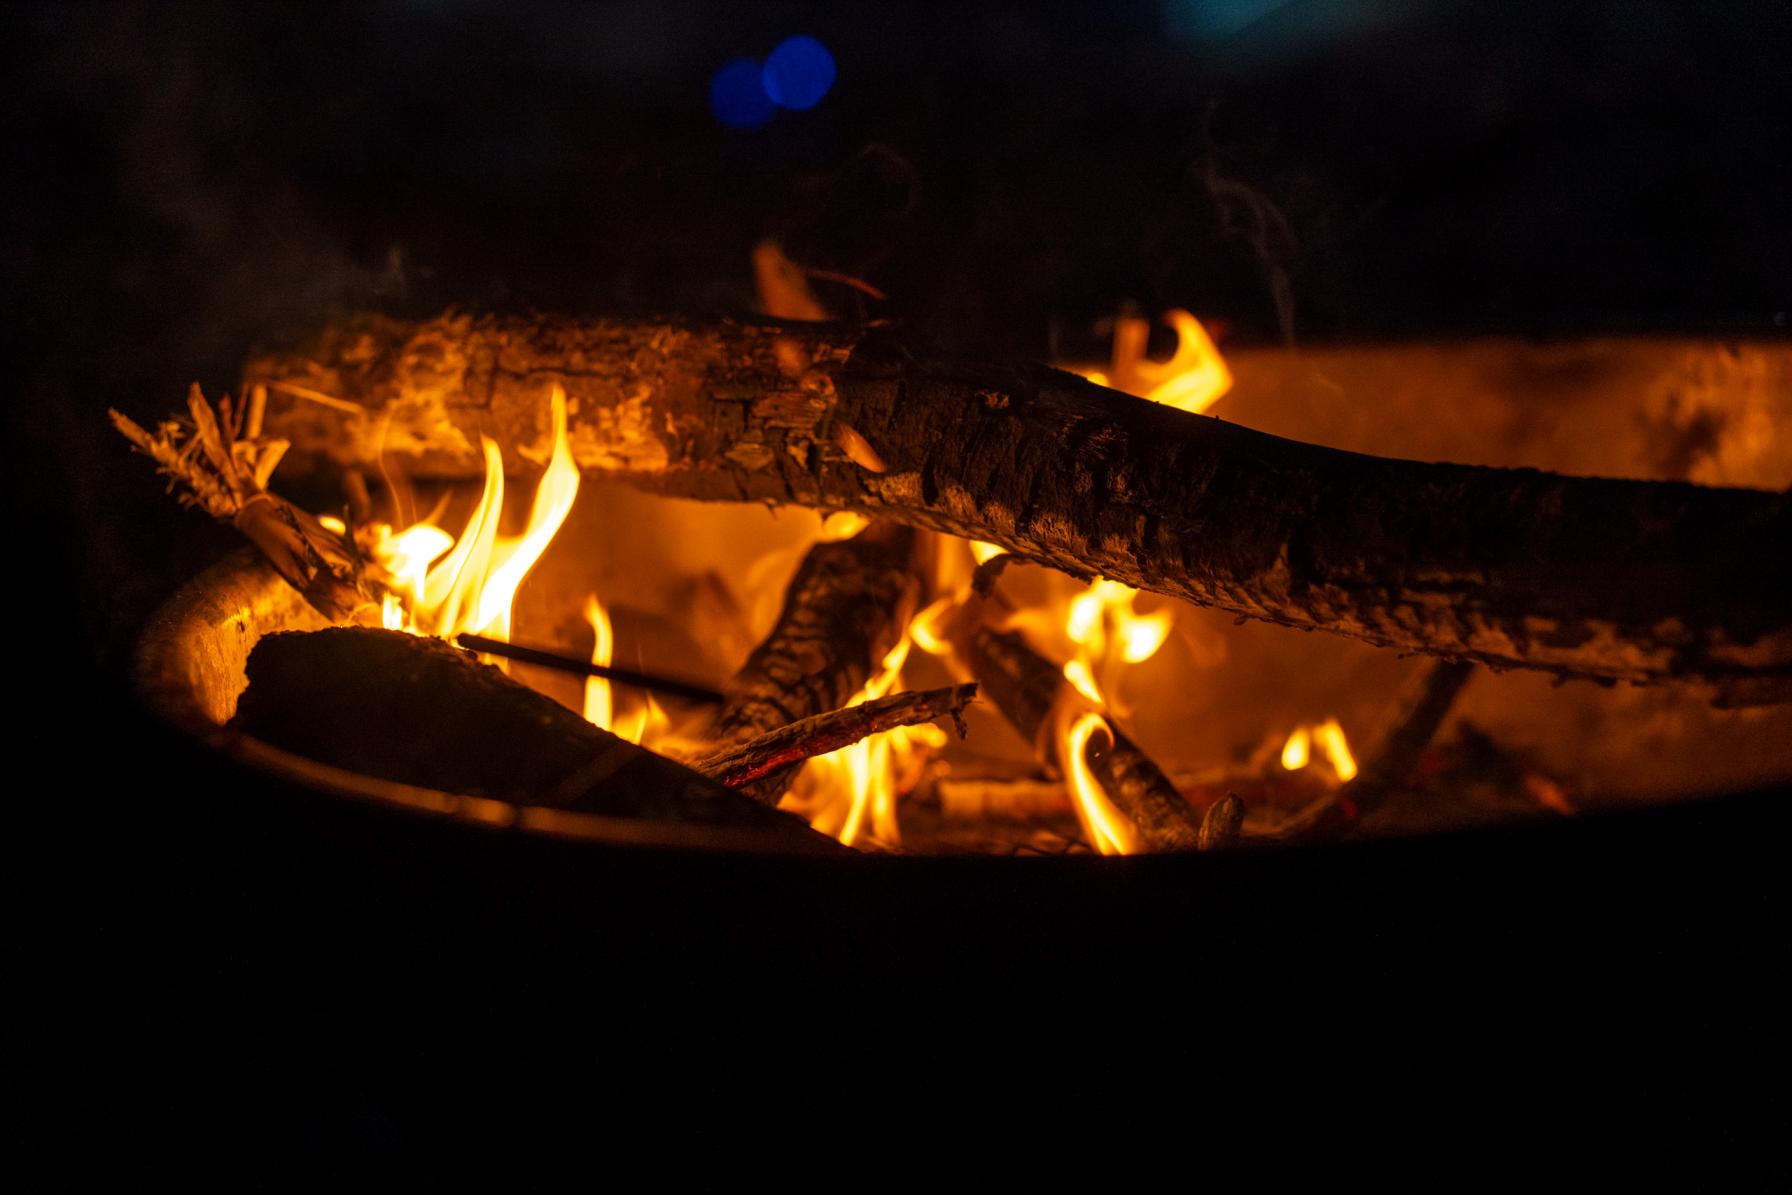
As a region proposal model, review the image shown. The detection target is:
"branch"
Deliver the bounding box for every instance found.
[247,312,1792,703]
[693,683,976,792]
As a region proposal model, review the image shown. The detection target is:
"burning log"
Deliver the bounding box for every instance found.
[709,521,919,744]
[694,683,976,797]
[245,313,1792,704]
[230,626,833,844]
[965,626,1205,852]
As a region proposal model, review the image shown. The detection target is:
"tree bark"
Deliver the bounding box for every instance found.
[248,312,1792,703]
[709,520,919,745]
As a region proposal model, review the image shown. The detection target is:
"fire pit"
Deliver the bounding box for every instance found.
[128,323,1792,856]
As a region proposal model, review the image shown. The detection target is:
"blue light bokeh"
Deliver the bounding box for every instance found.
[762,35,835,112]
[709,57,775,130]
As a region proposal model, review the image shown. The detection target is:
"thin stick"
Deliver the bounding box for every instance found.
[455,633,725,705]
[694,684,976,792]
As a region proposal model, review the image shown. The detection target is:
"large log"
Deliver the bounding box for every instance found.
[247,313,1792,703]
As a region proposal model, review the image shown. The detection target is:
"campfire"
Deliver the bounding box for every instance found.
[119,297,1792,855]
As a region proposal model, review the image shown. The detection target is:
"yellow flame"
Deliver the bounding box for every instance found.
[1060,711,1136,856]
[1058,577,1171,713]
[1117,610,1172,663]
[1313,717,1358,782]
[969,540,1005,565]
[820,511,871,540]
[370,386,580,644]
[472,390,581,638]
[1280,719,1356,782]
[787,607,973,849]
[583,593,615,733]
[796,636,914,846]
[909,595,957,656]
[1134,310,1232,414]
[1281,726,1311,771]
[1063,658,1105,705]
[1083,309,1232,415]
[1066,586,1107,646]
[580,591,663,746]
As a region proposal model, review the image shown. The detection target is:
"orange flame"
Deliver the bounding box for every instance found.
[1280,718,1357,782]
[1079,309,1232,414]
[1060,710,1137,855]
[370,386,580,645]
[794,636,926,846]
[1060,578,1172,713]
[583,593,616,733]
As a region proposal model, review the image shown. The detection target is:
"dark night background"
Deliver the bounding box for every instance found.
[4,1,1789,1180]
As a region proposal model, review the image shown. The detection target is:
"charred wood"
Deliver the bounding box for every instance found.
[247,313,1792,704]
[231,626,832,845]
[694,682,976,801]
[709,520,919,745]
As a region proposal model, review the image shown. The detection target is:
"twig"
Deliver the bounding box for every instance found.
[694,684,976,793]
[111,386,370,620]
[455,633,725,704]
